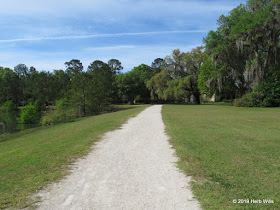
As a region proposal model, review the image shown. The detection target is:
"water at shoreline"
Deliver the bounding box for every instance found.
[0,111,40,135]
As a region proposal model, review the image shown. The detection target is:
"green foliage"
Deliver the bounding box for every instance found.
[86,62,113,112]
[65,59,87,115]
[259,64,280,107]
[148,47,204,104]
[1,101,17,125]
[41,99,77,126]
[234,64,280,107]
[233,92,263,107]
[163,79,181,101]
[0,67,21,105]
[151,58,164,74]
[198,59,212,95]
[14,64,29,77]
[24,70,62,109]
[52,69,71,99]
[116,64,154,103]
[202,0,280,100]
[17,101,41,124]
[3,100,15,112]
[146,70,170,101]
[108,59,123,75]
[198,58,226,97]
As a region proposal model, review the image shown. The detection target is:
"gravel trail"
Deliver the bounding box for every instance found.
[36,105,201,210]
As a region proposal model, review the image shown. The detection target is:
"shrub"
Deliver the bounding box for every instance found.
[3,100,16,112]
[233,92,264,107]
[54,98,68,111]
[233,98,241,107]
[41,99,77,126]
[33,99,41,111]
[17,102,41,124]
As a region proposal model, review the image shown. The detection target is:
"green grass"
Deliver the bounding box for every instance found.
[162,105,280,210]
[0,127,42,143]
[0,105,148,209]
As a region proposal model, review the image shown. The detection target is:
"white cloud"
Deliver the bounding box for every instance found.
[0,0,246,71]
[85,45,136,51]
[0,30,209,43]
[0,0,246,44]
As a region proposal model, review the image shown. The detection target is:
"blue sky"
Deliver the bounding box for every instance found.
[0,0,246,72]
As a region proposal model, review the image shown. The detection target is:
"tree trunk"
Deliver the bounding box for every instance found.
[194,92,201,104]
[82,88,86,116]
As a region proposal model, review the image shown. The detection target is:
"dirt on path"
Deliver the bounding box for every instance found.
[36,105,201,210]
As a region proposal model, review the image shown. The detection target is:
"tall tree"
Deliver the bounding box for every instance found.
[87,62,113,111]
[151,58,164,74]
[65,59,86,116]
[14,64,28,77]
[201,0,280,101]
[107,59,124,103]
[87,60,105,73]
[108,59,123,75]
[148,47,204,104]
[117,64,153,103]
[65,59,83,75]
[52,69,71,99]
[0,67,21,105]
[29,66,37,74]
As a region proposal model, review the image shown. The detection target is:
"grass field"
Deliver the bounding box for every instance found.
[0,105,148,209]
[162,104,280,209]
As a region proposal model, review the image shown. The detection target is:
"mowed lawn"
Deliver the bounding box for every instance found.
[0,105,148,209]
[162,105,280,210]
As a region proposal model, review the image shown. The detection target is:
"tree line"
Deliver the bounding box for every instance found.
[199,0,280,106]
[1,0,279,125]
[0,58,161,124]
[147,0,280,107]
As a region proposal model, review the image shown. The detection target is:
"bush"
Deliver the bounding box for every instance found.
[41,99,77,126]
[3,100,16,112]
[33,99,41,111]
[233,98,241,107]
[233,92,264,107]
[55,98,68,111]
[17,102,41,124]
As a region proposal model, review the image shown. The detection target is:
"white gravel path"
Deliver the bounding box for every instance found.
[36,105,201,210]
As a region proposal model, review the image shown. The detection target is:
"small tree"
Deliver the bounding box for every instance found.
[17,101,41,124]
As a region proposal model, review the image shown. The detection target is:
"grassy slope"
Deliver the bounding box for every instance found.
[0,105,148,208]
[162,105,280,210]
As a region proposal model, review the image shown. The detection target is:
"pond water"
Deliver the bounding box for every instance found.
[0,111,40,135]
